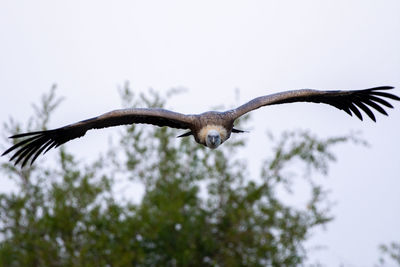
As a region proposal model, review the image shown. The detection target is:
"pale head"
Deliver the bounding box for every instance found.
[205,129,221,149]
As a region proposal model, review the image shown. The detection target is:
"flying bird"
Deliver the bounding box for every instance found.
[2,86,399,167]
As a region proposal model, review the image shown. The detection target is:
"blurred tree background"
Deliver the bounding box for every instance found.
[0,86,397,266]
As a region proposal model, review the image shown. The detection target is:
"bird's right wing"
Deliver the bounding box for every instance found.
[2,108,195,166]
[230,86,399,121]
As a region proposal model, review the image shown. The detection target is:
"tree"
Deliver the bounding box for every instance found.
[0,84,355,266]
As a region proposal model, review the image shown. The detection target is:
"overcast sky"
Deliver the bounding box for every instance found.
[1,1,399,266]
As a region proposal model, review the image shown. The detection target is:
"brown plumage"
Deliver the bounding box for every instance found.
[2,86,399,166]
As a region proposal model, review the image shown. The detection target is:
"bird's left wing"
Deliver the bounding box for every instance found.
[230,86,399,121]
[2,108,195,166]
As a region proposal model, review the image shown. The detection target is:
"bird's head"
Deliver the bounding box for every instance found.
[205,129,221,149]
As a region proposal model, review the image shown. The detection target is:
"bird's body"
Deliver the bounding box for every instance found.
[2,86,399,166]
[192,111,233,147]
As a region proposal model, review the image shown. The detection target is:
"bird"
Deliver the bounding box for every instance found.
[2,86,399,167]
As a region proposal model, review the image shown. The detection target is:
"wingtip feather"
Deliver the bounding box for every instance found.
[9,130,47,139]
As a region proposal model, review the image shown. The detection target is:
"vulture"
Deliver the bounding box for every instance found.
[2,86,399,167]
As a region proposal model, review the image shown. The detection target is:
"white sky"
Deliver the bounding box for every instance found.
[1,1,399,266]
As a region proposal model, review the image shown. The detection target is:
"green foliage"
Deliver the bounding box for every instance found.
[377,242,400,266]
[0,84,357,266]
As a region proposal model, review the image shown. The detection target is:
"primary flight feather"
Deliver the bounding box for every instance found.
[2,86,399,167]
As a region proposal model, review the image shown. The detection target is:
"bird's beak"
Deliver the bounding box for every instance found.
[211,137,216,144]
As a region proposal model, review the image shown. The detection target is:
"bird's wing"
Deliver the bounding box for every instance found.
[2,108,194,166]
[230,86,399,121]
